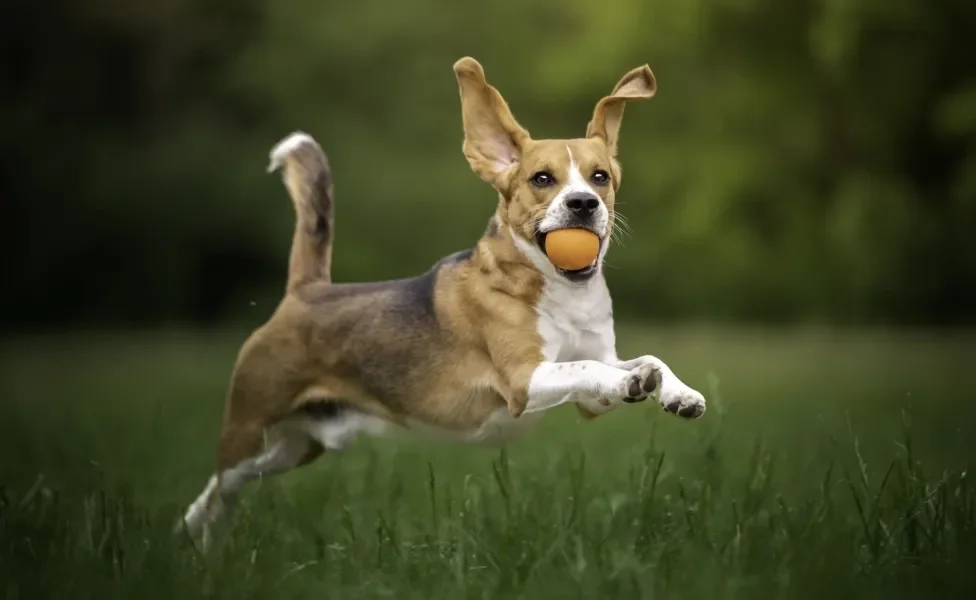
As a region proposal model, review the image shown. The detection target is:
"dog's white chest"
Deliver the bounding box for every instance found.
[535,278,615,362]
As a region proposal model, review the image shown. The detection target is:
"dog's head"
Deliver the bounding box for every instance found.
[454,57,656,282]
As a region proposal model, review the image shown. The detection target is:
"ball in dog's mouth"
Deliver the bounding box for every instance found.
[536,228,601,276]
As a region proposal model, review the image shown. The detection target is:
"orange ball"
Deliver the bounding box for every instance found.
[544,228,600,271]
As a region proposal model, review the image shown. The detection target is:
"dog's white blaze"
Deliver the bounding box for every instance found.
[537,147,610,238]
[565,147,598,195]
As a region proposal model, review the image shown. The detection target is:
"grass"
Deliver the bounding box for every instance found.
[1,325,975,599]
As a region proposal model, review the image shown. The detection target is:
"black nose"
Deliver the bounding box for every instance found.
[565,194,601,217]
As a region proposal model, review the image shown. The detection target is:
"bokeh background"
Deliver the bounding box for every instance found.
[4,0,976,331]
[2,1,976,598]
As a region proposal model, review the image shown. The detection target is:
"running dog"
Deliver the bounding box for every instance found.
[179,57,706,549]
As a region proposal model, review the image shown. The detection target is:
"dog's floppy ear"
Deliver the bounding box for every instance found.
[586,65,657,157]
[454,57,530,189]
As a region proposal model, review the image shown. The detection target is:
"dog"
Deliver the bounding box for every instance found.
[178,57,706,549]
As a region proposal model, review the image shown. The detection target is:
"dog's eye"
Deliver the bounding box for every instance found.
[530,171,556,188]
[591,170,610,186]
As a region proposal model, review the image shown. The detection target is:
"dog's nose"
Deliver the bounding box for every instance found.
[565,194,601,218]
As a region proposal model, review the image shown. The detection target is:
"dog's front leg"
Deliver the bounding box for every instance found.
[519,360,658,416]
[608,355,706,419]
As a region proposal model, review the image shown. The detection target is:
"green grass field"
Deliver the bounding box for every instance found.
[2,326,975,599]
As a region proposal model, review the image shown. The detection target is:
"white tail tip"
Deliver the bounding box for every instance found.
[267,131,319,173]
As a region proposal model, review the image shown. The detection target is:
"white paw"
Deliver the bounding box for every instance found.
[658,382,706,419]
[609,362,658,405]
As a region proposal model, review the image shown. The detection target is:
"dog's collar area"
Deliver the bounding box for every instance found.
[534,228,603,283]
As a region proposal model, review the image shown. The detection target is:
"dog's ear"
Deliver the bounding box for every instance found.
[586,65,656,157]
[454,57,530,189]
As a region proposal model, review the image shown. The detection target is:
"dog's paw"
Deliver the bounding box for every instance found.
[659,383,706,419]
[617,362,661,404]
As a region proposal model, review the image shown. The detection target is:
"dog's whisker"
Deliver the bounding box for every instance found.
[611,218,632,234]
[613,211,634,229]
[609,219,632,247]
[611,214,634,238]
[613,226,632,243]
[521,209,550,233]
[610,219,631,240]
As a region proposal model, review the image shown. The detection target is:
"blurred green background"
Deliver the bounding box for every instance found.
[3,1,976,598]
[4,0,975,331]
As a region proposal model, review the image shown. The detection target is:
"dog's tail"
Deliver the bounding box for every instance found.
[267,132,335,293]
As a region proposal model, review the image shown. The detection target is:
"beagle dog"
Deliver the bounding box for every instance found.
[179,57,706,549]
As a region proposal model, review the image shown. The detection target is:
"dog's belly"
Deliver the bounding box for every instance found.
[391,383,547,446]
[300,404,544,449]
[401,407,545,446]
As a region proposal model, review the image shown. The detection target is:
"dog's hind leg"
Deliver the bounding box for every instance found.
[180,419,323,547]
[179,399,387,550]
[177,335,324,550]
[179,412,323,551]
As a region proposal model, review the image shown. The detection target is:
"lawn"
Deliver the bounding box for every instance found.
[1,325,974,599]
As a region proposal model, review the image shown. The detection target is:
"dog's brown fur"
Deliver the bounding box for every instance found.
[182,57,661,545]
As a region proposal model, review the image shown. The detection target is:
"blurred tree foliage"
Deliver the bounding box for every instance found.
[2,0,974,330]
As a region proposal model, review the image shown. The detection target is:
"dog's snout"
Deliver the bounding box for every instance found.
[565,194,601,218]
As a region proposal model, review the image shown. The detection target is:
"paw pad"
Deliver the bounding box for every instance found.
[627,375,643,398]
[623,375,649,404]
